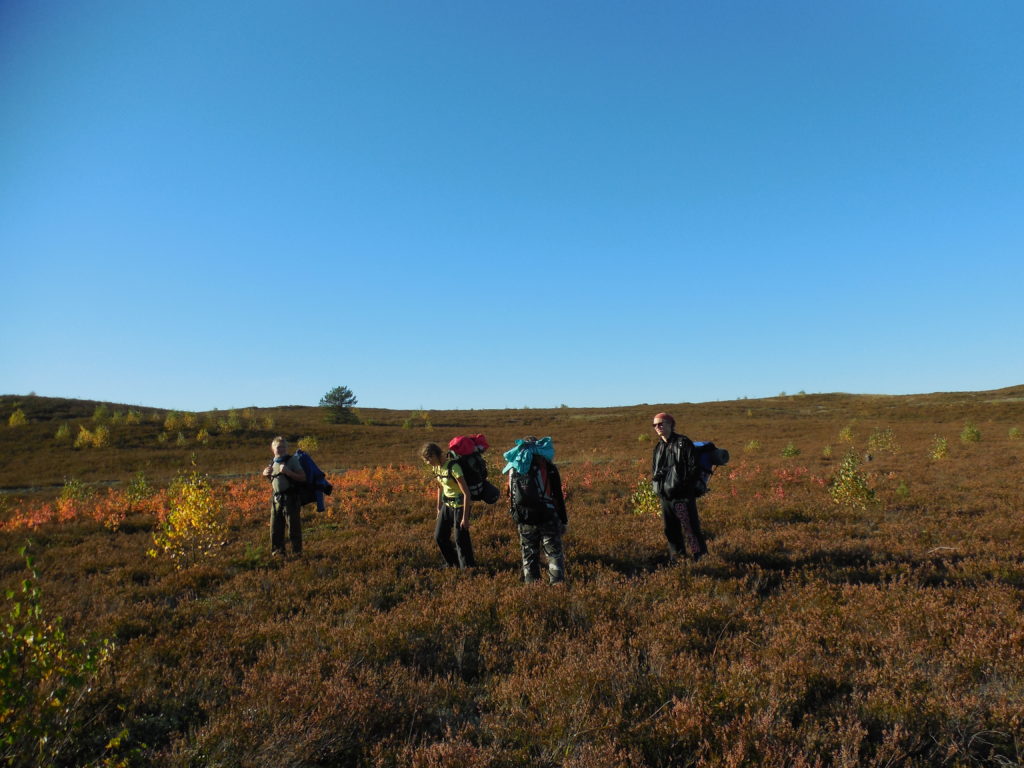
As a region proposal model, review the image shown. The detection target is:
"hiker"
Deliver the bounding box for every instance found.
[651,413,707,562]
[447,434,501,504]
[421,442,476,569]
[503,436,567,585]
[262,436,306,557]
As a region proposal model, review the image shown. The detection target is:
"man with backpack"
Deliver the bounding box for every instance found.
[421,442,476,569]
[262,436,307,557]
[503,436,567,585]
[651,413,707,562]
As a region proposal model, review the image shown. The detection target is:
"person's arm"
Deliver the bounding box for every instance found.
[651,444,664,495]
[436,485,443,514]
[684,441,698,494]
[456,474,473,528]
[281,457,306,483]
[549,464,568,526]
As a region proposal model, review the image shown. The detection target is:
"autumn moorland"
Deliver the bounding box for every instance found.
[1,388,1022,767]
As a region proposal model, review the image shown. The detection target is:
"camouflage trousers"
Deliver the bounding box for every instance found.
[518,516,565,584]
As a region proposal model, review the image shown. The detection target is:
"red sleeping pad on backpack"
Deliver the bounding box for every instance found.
[448,434,488,456]
[446,434,499,504]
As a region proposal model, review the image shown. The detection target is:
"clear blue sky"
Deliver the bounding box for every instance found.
[2,1,1022,412]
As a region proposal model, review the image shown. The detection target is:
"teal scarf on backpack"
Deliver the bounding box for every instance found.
[502,436,555,475]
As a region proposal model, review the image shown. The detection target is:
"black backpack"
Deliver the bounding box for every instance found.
[509,459,557,525]
[691,442,730,497]
[446,452,500,504]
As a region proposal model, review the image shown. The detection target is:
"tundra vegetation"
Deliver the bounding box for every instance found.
[0,388,1023,767]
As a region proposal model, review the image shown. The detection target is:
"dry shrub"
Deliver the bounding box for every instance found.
[1,391,1023,766]
[385,737,501,768]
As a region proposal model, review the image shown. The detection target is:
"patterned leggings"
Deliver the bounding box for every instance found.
[518,516,565,584]
[660,496,706,560]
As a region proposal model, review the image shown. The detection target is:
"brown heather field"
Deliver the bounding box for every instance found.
[1,388,1023,767]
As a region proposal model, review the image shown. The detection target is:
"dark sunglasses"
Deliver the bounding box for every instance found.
[652,422,668,428]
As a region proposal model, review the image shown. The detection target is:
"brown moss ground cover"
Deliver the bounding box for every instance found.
[1,388,1023,766]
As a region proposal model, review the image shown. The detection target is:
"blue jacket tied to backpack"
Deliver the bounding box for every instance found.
[294,450,333,512]
[502,437,555,476]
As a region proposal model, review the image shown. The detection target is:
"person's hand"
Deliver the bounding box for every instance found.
[262,465,273,477]
[459,517,470,530]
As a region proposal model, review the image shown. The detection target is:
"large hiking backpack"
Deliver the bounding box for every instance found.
[293,450,333,511]
[691,441,730,498]
[447,434,500,504]
[508,459,554,525]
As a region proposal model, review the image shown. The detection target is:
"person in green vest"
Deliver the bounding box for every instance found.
[421,442,476,569]
[261,436,306,557]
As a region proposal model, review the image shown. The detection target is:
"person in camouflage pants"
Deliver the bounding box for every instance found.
[504,436,568,585]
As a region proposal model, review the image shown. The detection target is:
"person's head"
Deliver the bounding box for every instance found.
[420,442,444,467]
[271,436,288,456]
[652,413,674,442]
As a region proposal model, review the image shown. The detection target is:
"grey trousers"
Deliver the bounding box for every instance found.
[271,491,302,554]
[518,516,565,584]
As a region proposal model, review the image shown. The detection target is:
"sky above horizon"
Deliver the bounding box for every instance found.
[2,1,1022,412]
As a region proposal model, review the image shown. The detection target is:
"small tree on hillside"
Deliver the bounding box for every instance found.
[321,386,359,424]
